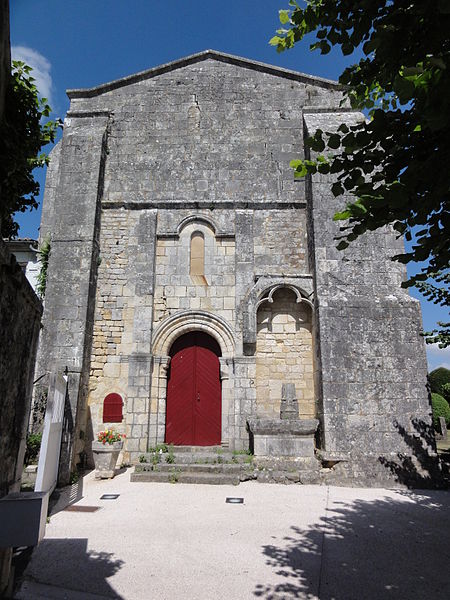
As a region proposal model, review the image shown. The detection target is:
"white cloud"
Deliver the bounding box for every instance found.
[11,46,53,106]
[426,343,450,371]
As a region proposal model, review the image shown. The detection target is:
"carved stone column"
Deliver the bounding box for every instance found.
[148,356,170,448]
[219,357,234,448]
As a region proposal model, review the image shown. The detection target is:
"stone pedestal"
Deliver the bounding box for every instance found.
[92,441,123,479]
[247,418,319,458]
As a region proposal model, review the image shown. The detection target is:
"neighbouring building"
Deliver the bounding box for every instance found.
[35,51,434,486]
[4,238,40,292]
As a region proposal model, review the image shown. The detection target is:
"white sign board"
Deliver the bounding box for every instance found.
[35,372,67,493]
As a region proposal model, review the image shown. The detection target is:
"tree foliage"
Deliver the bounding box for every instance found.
[271,0,450,346]
[431,393,450,429]
[428,367,450,398]
[0,61,60,238]
[416,271,450,348]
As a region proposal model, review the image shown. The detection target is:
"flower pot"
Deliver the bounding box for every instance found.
[92,441,123,479]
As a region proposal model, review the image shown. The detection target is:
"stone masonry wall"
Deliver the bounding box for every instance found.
[253,209,308,274]
[154,218,236,327]
[256,288,315,419]
[0,241,42,496]
[85,207,155,463]
[305,110,433,482]
[35,111,110,483]
[72,47,327,456]
[85,209,129,458]
[68,56,344,212]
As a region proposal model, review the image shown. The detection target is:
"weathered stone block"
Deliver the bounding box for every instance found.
[248,418,319,458]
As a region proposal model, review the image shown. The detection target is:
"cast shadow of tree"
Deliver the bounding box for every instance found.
[21,538,124,599]
[379,418,449,489]
[254,490,450,599]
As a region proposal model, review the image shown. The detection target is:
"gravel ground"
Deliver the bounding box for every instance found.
[14,469,450,600]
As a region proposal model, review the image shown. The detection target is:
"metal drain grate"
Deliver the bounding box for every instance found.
[64,505,100,512]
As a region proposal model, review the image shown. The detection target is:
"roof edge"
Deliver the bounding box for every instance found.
[67,49,342,99]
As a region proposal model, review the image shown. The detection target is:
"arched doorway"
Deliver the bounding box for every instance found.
[166,331,222,446]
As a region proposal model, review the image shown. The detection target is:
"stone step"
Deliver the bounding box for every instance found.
[135,463,245,474]
[138,453,252,465]
[139,448,252,462]
[130,470,241,485]
[167,445,224,453]
[138,454,222,465]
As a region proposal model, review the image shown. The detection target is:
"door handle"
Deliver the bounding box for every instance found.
[196,393,200,402]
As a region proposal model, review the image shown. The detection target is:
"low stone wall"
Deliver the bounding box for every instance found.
[0,240,42,595]
[0,241,42,496]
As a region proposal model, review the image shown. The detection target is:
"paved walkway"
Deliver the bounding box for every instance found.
[15,469,450,599]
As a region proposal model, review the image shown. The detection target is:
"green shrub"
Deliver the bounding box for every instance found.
[148,443,168,453]
[431,393,450,429]
[428,367,450,397]
[151,453,161,466]
[24,432,42,465]
[166,445,175,464]
[69,470,80,484]
[442,383,450,403]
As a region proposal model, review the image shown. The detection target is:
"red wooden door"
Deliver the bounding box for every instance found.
[166,332,221,446]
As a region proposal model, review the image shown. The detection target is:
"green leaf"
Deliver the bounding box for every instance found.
[268,0,450,281]
[319,40,331,55]
[1,61,59,237]
[269,36,283,47]
[336,240,350,250]
[317,162,330,174]
[334,210,352,221]
[342,43,354,56]
[279,10,290,25]
[328,134,341,149]
[331,182,344,196]
[290,159,309,178]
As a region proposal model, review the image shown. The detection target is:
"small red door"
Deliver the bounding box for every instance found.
[166,332,221,446]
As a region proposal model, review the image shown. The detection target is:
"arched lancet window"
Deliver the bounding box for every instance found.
[190,231,205,277]
[103,393,123,423]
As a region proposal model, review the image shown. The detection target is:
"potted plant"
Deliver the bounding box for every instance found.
[92,429,126,479]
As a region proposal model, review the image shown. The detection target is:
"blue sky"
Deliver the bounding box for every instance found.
[10,0,449,371]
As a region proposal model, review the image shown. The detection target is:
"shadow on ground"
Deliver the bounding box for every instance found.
[48,475,85,516]
[254,490,450,600]
[379,418,449,489]
[19,538,124,599]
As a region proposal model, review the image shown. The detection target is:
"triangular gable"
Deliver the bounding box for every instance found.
[67,49,341,99]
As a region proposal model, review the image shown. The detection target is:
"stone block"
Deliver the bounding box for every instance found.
[248,418,319,458]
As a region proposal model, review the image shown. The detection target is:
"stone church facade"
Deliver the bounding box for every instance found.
[37,51,433,485]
